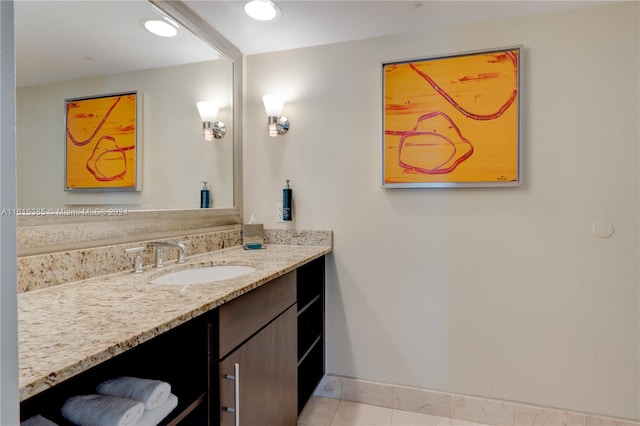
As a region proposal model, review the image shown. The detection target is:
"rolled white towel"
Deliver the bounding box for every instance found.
[61,394,144,426]
[96,377,171,410]
[21,414,58,426]
[136,393,178,426]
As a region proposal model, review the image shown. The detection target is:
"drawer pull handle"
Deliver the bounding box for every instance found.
[222,363,240,425]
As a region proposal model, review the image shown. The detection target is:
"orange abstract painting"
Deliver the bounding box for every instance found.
[65,92,139,190]
[382,46,521,187]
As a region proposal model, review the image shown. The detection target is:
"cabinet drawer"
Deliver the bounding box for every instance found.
[219,271,296,358]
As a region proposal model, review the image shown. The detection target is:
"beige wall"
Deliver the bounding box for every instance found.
[244,2,639,420]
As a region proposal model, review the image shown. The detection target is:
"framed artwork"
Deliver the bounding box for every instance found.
[65,91,142,191]
[382,46,522,188]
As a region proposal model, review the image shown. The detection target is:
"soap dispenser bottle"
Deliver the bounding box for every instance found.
[283,179,292,221]
[200,181,210,208]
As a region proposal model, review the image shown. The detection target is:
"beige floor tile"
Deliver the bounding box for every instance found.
[299,396,341,425]
[330,400,393,425]
[391,409,452,425]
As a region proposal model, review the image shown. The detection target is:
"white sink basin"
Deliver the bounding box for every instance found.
[150,265,256,285]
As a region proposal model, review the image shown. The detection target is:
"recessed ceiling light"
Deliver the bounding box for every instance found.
[140,17,179,38]
[244,0,281,21]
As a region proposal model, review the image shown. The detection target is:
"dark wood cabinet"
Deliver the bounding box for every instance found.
[219,306,297,426]
[20,255,326,425]
[216,271,298,426]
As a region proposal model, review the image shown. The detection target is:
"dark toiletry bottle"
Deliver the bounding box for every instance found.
[200,181,210,208]
[283,179,292,221]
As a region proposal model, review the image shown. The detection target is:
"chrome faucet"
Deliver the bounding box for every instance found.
[147,241,190,267]
[125,247,145,273]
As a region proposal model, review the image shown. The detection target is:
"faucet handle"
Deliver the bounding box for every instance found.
[125,247,145,273]
[176,241,190,264]
[154,246,165,268]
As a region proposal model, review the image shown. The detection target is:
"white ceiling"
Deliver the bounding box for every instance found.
[15,0,616,87]
[184,0,616,55]
[14,0,217,87]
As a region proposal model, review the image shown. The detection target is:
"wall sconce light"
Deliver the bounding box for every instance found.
[196,101,226,140]
[263,94,289,137]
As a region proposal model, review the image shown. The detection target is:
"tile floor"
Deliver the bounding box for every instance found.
[298,396,492,426]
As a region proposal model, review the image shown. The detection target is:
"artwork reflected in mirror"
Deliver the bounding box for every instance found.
[15,0,235,211]
[65,92,141,191]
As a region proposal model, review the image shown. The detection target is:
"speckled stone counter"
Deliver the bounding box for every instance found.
[18,244,331,402]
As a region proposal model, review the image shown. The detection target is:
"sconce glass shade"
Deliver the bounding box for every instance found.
[262,95,284,117]
[197,101,225,140]
[196,101,219,122]
[262,95,288,137]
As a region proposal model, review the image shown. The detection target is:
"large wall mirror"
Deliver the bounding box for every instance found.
[14,0,243,255]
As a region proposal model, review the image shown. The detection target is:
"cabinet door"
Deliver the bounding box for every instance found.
[219,306,297,426]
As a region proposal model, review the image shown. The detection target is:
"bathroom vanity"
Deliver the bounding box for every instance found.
[18,244,329,425]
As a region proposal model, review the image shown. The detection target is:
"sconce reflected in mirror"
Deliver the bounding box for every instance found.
[196,101,226,140]
[263,94,289,137]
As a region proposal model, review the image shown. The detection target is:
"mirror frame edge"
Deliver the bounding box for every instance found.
[16,0,244,256]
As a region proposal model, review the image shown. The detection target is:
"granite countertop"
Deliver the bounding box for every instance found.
[18,244,331,402]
